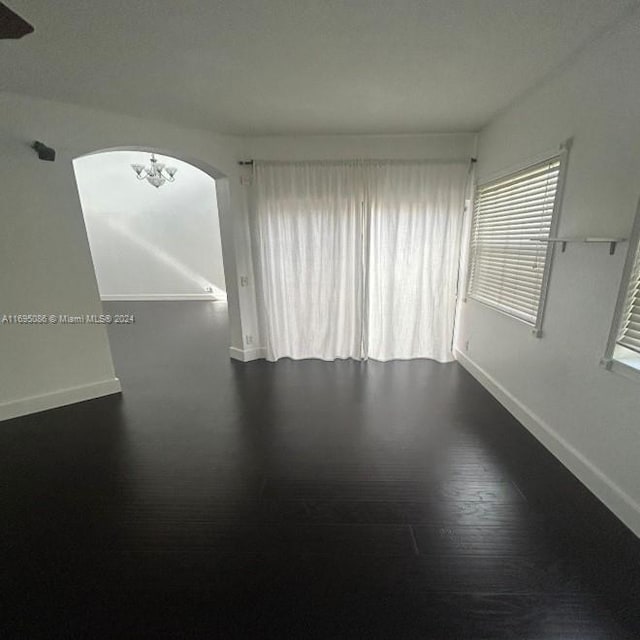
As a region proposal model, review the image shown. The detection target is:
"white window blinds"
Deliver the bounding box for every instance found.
[467,156,562,327]
[617,237,640,355]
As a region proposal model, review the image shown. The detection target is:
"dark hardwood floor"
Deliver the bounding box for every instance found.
[2,301,639,639]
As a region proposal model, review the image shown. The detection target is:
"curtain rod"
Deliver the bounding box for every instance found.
[238,158,477,166]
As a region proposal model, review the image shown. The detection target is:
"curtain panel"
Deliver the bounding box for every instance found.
[251,160,468,363]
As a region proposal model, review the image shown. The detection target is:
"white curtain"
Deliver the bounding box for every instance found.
[252,162,366,361]
[365,162,468,361]
[252,160,467,363]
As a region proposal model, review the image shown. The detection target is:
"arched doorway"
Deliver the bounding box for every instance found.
[72,147,232,385]
[73,148,227,301]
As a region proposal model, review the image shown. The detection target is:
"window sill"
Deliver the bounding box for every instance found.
[602,354,640,383]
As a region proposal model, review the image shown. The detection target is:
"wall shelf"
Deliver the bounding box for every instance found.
[529,237,627,255]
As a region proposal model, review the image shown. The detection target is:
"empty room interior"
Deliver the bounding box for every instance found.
[2,1,640,638]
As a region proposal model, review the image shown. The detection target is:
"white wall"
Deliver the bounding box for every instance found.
[0,92,258,421]
[243,133,476,162]
[455,11,640,536]
[74,151,226,299]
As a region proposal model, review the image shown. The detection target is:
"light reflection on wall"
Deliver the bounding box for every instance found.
[103,216,226,300]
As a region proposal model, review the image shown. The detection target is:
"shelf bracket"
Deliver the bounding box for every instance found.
[531,237,627,255]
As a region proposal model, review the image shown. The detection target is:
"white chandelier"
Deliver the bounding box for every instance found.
[131,153,177,188]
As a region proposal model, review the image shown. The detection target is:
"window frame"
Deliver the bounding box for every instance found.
[603,197,640,381]
[465,141,571,338]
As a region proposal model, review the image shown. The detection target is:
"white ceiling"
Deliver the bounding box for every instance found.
[1,0,637,135]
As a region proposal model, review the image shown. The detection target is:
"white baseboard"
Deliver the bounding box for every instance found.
[454,348,640,538]
[100,294,224,301]
[229,346,266,362]
[0,378,122,423]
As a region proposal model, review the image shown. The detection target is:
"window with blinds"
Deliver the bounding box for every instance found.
[467,156,563,329]
[616,234,640,355]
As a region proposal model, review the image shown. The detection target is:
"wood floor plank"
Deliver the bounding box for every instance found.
[262,478,525,502]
